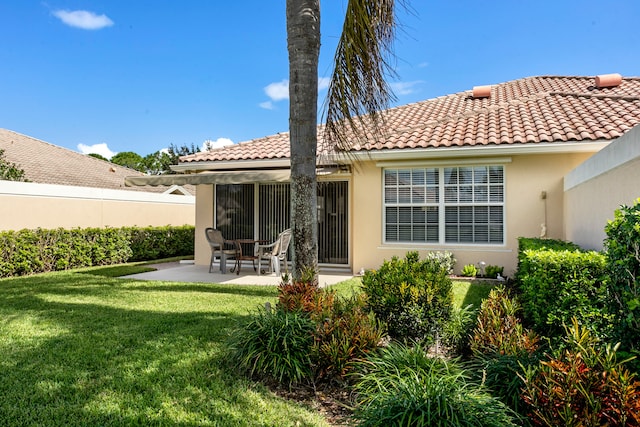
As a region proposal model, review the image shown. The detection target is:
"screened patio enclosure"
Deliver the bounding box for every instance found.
[214,181,349,265]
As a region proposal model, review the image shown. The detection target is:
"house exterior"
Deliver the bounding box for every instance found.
[127,74,640,276]
[0,129,195,230]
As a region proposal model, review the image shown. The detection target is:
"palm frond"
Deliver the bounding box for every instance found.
[322,0,405,153]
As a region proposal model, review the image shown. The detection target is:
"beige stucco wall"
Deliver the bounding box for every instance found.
[351,153,592,277]
[0,181,194,231]
[194,184,214,266]
[190,151,596,277]
[565,126,640,250]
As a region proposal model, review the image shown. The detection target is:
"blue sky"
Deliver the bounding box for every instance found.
[1,1,639,158]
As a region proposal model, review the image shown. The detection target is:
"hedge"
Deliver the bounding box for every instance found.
[515,238,612,340]
[0,225,194,278]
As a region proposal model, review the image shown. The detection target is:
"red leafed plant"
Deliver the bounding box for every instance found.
[521,318,640,426]
[276,270,320,313]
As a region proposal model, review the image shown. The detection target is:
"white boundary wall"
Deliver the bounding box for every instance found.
[0,181,195,230]
[564,125,640,250]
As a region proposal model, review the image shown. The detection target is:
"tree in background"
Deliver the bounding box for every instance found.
[110,151,145,172]
[87,153,109,162]
[107,143,201,175]
[0,149,27,181]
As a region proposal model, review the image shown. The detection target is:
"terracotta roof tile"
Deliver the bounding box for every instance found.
[181,75,640,164]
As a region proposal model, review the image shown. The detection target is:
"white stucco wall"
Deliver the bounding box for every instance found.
[564,125,640,250]
[0,181,195,231]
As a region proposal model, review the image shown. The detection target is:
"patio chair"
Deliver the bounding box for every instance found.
[256,228,292,276]
[205,228,236,274]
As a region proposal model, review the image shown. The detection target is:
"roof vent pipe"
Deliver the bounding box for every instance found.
[472,85,491,98]
[595,73,622,88]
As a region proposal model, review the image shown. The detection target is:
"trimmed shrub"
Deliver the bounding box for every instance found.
[521,319,640,426]
[604,199,640,352]
[516,237,580,280]
[515,238,611,339]
[127,225,194,261]
[361,251,453,344]
[0,225,193,278]
[351,343,518,427]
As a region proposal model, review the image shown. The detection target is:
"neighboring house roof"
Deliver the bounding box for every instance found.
[0,128,186,193]
[181,74,640,164]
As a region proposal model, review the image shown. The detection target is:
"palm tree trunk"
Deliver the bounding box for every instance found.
[287,0,320,279]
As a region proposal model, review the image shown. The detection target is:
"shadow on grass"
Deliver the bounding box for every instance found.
[460,281,496,309]
[78,265,157,277]
[0,272,324,426]
[1,272,278,300]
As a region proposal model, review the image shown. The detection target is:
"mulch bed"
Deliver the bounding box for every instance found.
[266,381,355,426]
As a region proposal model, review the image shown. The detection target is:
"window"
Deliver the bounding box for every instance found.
[384,166,504,244]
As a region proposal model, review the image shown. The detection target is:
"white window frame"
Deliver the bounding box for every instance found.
[383,163,506,246]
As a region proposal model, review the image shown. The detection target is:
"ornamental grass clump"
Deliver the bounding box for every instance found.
[361,251,453,344]
[230,274,384,387]
[227,307,316,387]
[351,343,518,427]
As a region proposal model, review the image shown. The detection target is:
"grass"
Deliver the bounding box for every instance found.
[331,277,494,310]
[0,269,330,426]
[452,280,495,309]
[0,266,496,426]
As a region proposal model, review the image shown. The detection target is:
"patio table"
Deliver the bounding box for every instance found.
[231,239,267,275]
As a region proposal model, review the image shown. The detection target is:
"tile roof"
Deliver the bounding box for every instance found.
[181,75,640,164]
[0,128,167,193]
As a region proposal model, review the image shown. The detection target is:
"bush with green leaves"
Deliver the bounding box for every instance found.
[0,225,193,277]
[231,279,384,386]
[0,148,26,181]
[521,319,640,426]
[467,286,540,417]
[351,343,518,427]
[126,225,194,261]
[484,265,504,279]
[424,250,456,274]
[311,292,384,381]
[515,238,611,340]
[362,251,453,344]
[461,264,478,277]
[604,199,640,353]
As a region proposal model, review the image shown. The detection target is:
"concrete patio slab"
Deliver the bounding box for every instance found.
[123,261,353,287]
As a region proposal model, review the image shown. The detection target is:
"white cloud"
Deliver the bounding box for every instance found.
[53,10,114,30]
[203,138,234,151]
[318,77,331,91]
[78,143,116,159]
[390,80,423,96]
[261,76,331,109]
[259,101,274,110]
[264,80,289,101]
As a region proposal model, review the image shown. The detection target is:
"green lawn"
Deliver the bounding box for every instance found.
[331,276,494,310]
[0,269,329,426]
[0,268,494,426]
